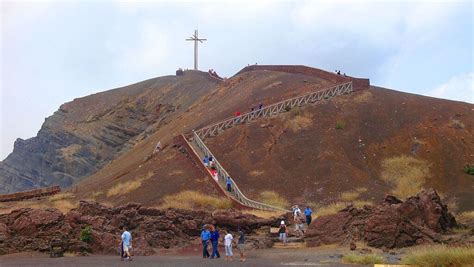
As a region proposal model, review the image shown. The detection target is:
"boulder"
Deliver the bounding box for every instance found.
[305,189,457,249]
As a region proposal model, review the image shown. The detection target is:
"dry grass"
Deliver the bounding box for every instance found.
[353,91,373,103]
[401,245,474,266]
[257,191,289,209]
[249,170,265,177]
[450,119,465,129]
[106,172,153,197]
[245,210,285,219]
[49,192,75,202]
[340,187,367,202]
[343,253,385,264]
[316,200,373,218]
[457,211,474,224]
[0,198,78,214]
[381,155,430,198]
[285,113,313,132]
[106,179,142,197]
[340,191,360,202]
[52,200,78,213]
[355,187,368,193]
[159,191,232,210]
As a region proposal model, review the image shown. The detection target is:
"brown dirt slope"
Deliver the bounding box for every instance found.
[205,87,474,211]
[73,69,337,206]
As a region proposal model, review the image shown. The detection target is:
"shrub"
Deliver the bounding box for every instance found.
[284,106,291,112]
[401,245,474,266]
[80,226,92,243]
[257,191,290,209]
[335,121,346,130]
[159,191,232,210]
[464,164,474,175]
[342,253,384,264]
[381,155,430,198]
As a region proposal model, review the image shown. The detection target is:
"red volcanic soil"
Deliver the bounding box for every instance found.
[205,87,474,211]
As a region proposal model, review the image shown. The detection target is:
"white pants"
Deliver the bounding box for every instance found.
[225,245,233,256]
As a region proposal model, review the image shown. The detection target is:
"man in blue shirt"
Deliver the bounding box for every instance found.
[226,177,232,192]
[200,226,211,258]
[209,225,220,259]
[121,226,132,261]
[304,206,313,225]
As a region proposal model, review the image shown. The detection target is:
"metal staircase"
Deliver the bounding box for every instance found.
[184,82,354,211]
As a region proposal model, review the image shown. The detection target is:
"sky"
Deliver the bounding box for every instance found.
[1,0,473,160]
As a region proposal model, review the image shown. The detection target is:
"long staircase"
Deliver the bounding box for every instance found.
[182,82,355,211]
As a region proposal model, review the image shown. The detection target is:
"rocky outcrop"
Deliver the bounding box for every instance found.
[0,200,280,256]
[305,189,457,249]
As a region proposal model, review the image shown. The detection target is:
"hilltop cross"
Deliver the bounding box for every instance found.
[186,30,206,70]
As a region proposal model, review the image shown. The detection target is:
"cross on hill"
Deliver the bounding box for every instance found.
[186,30,206,70]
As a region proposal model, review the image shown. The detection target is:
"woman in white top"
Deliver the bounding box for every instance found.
[223,231,234,261]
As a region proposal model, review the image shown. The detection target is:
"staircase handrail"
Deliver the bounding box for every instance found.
[195,82,353,139]
[192,131,289,212]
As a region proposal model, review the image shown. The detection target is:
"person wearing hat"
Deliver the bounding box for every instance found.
[278,220,288,245]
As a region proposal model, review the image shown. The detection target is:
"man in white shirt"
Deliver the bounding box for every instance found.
[223,231,234,261]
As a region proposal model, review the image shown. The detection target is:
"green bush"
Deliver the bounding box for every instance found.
[335,121,346,130]
[80,226,92,243]
[464,164,474,175]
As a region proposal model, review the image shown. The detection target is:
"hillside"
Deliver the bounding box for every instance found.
[206,87,474,211]
[1,66,473,214]
[0,71,220,193]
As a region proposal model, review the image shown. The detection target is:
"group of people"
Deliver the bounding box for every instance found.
[208,69,223,80]
[201,224,246,262]
[203,155,234,192]
[277,205,314,244]
[334,70,347,77]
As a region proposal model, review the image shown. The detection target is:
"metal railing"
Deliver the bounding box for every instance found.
[192,131,288,211]
[195,82,353,139]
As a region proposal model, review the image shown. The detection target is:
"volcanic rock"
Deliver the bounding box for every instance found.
[305,189,457,248]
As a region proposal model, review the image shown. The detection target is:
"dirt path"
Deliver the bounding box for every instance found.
[0,248,367,267]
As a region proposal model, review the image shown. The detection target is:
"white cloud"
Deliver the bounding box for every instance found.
[428,73,474,103]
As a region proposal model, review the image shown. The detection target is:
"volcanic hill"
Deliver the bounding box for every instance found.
[1,66,473,213]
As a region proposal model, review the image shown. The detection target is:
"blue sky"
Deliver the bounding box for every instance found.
[1,0,473,160]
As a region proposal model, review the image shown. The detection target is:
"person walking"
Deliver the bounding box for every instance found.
[237,228,246,262]
[294,211,305,237]
[223,230,234,261]
[121,226,133,261]
[226,177,232,192]
[201,225,211,258]
[304,206,313,225]
[210,225,221,259]
[278,221,288,245]
[203,155,209,167]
